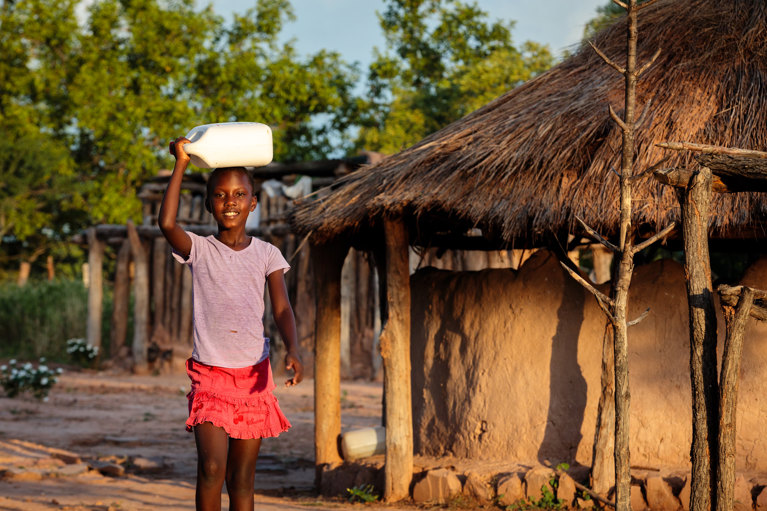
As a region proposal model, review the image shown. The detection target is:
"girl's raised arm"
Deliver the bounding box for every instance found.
[158,137,193,258]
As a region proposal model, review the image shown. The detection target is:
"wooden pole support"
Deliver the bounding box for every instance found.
[110,239,131,359]
[380,217,413,502]
[311,241,348,480]
[86,228,105,353]
[678,166,718,511]
[127,220,150,371]
[717,287,755,511]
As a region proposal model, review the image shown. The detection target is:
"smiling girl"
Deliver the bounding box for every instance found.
[158,136,303,511]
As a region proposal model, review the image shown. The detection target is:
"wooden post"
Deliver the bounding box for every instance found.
[340,250,355,376]
[17,261,31,286]
[110,239,131,359]
[717,287,754,511]
[591,323,615,494]
[380,217,413,502]
[679,166,718,511]
[152,238,167,333]
[86,228,104,352]
[311,241,348,480]
[46,255,55,281]
[170,261,183,340]
[180,265,193,346]
[127,221,150,371]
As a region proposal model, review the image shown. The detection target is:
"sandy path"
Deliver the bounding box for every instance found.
[0,369,416,511]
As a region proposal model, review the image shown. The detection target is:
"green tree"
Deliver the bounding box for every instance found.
[356,0,554,154]
[0,0,361,279]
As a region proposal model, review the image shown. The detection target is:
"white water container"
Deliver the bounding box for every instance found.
[182,122,273,168]
[340,426,386,460]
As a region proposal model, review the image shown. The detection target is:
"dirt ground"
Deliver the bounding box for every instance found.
[0,365,422,511]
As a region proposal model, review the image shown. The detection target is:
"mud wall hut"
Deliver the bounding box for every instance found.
[289,0,767,495]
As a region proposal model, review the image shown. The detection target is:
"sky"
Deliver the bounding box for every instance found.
[211,0,608,66]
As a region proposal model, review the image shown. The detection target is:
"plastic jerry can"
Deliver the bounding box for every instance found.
[181,122,273,168]
[339,426,386,460]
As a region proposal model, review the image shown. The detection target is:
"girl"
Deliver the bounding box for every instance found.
[159,137,303,511]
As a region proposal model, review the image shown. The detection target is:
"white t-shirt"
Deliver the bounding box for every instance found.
[173,232,290,368]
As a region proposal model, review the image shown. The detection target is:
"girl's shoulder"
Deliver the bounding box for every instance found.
[248,236,279,252]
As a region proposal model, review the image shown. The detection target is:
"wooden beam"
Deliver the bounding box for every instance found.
[718,284,767,321]
[311,241,348,480]
[380,217,413,502]
[696,154,767,193]
[657,141,767,159]
[653,167,731,193]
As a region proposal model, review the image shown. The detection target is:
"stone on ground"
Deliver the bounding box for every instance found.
[496,473,525,506]
[464,471,493,502]
[411,468,462,504]
[524,466,555,501]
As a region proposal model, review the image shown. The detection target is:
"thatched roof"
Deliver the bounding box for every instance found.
[291,0,767,249]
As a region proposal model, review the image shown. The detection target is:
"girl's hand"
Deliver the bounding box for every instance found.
[285,351,304,387]
[169,137,191,164]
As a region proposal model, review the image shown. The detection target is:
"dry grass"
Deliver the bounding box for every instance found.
[291,0,767,247]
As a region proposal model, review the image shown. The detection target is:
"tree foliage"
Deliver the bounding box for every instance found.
[356,0,554,154]
[0,0,556,278]
[0,0,360,274]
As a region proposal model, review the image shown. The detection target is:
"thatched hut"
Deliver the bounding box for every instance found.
[291,0,767,500]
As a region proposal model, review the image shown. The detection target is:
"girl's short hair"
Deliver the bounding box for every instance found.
[204,167,257,213]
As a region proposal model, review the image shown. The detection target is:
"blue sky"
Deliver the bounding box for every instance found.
[212,0,608,66]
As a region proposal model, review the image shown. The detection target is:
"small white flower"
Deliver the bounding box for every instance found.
[56,368,64,374]
[0,365,6,371]
[9,359,16,365]
[39,357,46,363]
[39,365,48,372]
[40,377,49,386]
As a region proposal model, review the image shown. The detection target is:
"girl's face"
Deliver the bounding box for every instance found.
[208,170,256,229]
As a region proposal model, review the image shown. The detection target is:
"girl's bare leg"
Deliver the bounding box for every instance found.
[225,437,262,511]
[194,422,229,511]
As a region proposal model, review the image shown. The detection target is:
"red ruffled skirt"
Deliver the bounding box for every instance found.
[185,357,291,439]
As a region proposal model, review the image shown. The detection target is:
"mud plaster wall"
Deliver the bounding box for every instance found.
[410,251,767,471]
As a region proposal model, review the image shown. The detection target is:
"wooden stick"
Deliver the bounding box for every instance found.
[559,262,615,321]
[630,156,670,183]
[637,47,661,77]
[576,215,619,253]
[589,41,626,74]
[632,221,676,254]
[609,104,629,131]
[657,142,767,159]
[544,461,616,508]
[626,307,650,327]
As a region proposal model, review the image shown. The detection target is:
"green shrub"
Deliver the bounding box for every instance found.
[0,280,87,360]
[66,338,99,367]
[346,484,380,503]
[0,358,63,400]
